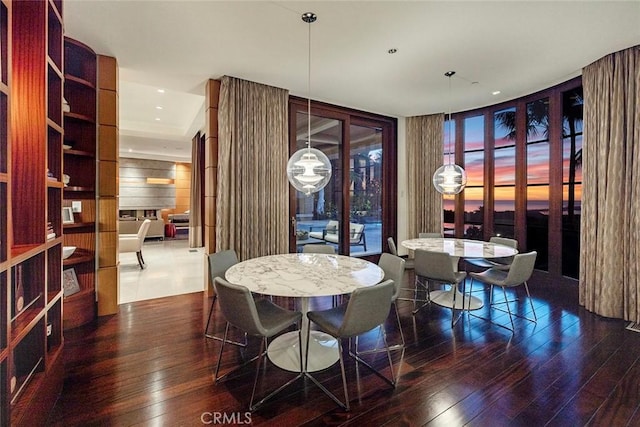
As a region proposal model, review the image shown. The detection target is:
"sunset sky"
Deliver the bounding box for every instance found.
[443,114,583,212]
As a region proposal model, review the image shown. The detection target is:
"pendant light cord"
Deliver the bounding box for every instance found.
[307,16,312,152]
[447,71,454,165]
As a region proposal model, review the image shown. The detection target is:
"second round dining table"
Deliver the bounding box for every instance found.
[401,237,518,310]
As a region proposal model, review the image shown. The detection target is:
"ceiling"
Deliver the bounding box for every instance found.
[63,1,640,163]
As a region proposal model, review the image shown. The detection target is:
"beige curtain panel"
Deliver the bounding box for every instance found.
[189,132,203,248]
[580,45,640,323]
[406,114,445,238]
[216,76,289,260]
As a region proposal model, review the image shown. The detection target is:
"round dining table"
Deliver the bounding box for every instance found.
[401,237,518,310]
[225,253,384,372]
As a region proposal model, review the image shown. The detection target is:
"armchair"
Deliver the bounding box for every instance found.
[119,219,151,268]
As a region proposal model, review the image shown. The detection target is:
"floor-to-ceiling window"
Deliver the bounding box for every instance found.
[561,87,583,279]
[462,116,484,239]
[526,98,550,270]
[444,77,582,281]
[493,107,517,239]
[289,97,396,258]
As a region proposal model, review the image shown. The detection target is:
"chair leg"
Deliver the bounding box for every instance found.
[205,294,247,347]
[304,323,348,410]
[338,340,350,411]
[248,338,267,411]
[524,281,538,322]
[349,328,397,388]
[249,331,304,412]
[213,323,229,381]
[204,294,217,337]
[136,251,145,269]
[393,301,405,350]
[410,276,431,315]
[214,326,261,383]
[356,302,404,354]
[502,286,515,331]
[381,324,397,385]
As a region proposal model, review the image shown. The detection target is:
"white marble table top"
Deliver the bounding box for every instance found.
[225,253,384,298]
[401,238,518,259]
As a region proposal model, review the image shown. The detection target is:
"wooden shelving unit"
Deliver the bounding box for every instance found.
[62,37,97,330]
[4,0,65,425]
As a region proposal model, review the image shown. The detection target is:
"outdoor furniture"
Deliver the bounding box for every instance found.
[309,221,367,251]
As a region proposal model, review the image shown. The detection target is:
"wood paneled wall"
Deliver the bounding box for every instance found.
[96,54,119,316]
[119,158,176,209]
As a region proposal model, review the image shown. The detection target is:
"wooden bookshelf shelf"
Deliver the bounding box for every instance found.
[62,248,93,266]
[62,36,97,332]
[4,0,66,424]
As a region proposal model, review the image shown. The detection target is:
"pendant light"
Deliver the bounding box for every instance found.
[433,71,467,195]
[287,12,332,196]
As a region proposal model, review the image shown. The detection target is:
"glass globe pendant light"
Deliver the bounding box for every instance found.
[287,12,332,196]
[433,71,467,195]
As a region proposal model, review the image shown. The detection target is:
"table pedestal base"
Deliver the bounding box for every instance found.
[430,289,483,310]
[268,330,339,372]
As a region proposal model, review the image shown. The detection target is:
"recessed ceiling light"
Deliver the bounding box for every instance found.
[157,89,165,93]
[492,90,501,95]
[128,148,132,152]
[388,48,397,54]
[156,106,163,110]
[155,118,161,121]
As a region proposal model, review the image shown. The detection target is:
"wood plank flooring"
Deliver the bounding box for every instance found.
[48,271,640,426]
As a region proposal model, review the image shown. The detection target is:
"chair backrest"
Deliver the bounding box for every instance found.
[339,280,394,337]
[214,277,265,336]
[208,250,239,282]
[489,236,517,249]
[419,232,442,238]
[349,223,365,242]
[489,236,518,265]
[302,244,335,254]
[414,249,457,283]
[378,253,405,301]
[503,251,537,286]
[325,220,339,234]
[137,219,152,240]
[387,237,398,256]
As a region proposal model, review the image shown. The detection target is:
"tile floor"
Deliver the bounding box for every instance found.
[118,238,205,304]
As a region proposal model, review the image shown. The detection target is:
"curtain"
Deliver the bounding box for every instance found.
[217,76,289,260]
[580,45,640,323]
[406,114,444,238]
[189,131,204,247]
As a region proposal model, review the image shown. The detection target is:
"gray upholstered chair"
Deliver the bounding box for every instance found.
[468,251,537,331]
[377,253,406,350]
[204,250,246,347]
[302,244,336,254]
[413,249,467,326]
[387,236,413,269]
[466,236,518,271]
[118,219,151,268]
[305,279,396,411]
[213,277,303,411]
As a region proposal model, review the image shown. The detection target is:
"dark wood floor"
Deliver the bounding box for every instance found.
[49,271,640,426]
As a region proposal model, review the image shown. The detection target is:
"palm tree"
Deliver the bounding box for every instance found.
[494,94,583,223]
[563,88,583,224]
